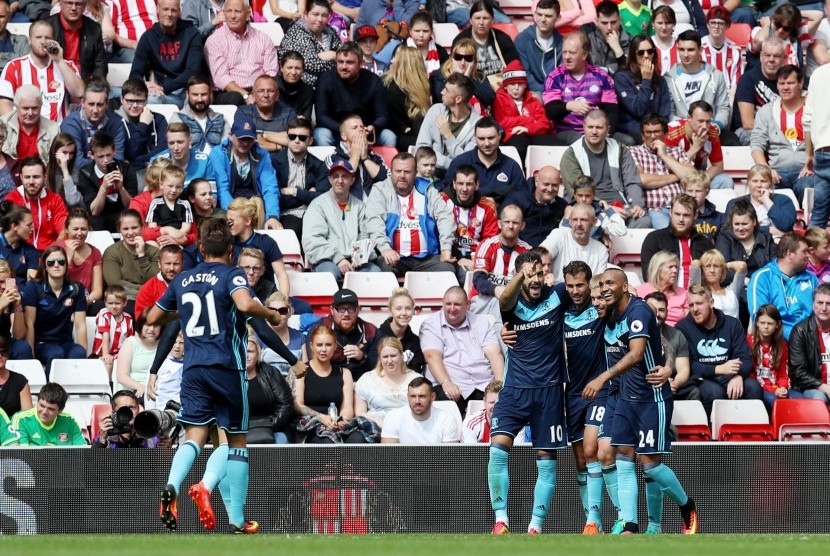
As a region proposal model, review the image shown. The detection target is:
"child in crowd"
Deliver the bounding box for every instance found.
[146,165,193,246]
[618,0,652,36]
[491,60,551,162]
[415,146,438,185]
[145,331,184,411]
[805,226,830,284]
[561,176,627,243]
[92,285,135,376]
[682,171,723,241]
[748,304,802,413]
[354,25,388,75]
[533,246,555,286]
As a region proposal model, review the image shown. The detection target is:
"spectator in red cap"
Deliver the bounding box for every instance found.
[701,7,743,96]
[491,59,554,162]
[354,25,388,75]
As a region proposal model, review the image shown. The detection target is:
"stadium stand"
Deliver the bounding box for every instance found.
[258,229,305,269]
[250,22,285,46]
[6,360,47,393]
[433,400,464,432]
[403,271,460,309]
[706,189,737,213]
[671,400,712,442]
[287,271,339,311]
[85,231,116,253]
[106,64,132,89]
[148,104,180,122]
[524,145,568,176]
[772,399,830,441]
[342,271,400,308]
[710,399,774,442]
[609,229,654,267]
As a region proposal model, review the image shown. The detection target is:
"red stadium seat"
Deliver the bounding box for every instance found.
[89,404,112,443]
[370,146,399,169]
[711,400,774,442]
[772,399,830,441]
[672,400,711,441]
[492,23,519,41]
[724,23,751,48]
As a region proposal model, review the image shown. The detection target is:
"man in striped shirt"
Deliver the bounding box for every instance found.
[203,0,279,106]
[109,0,158,62]
[0,20,84,123]
[701,8,743,101]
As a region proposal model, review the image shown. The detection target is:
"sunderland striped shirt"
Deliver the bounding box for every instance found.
[109,0,157,41]
[701,36,743,91]
[439,193,499,259]
[471,235,531,297]
[392,190,428,258]
[0,55,79,122]
[92,309,134,357]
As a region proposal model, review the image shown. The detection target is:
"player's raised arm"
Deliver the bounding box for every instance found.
[499,264,527,312]
[230,288,284,326]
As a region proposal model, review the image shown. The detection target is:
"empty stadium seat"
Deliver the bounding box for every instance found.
[724,23,752,46]
[803,187,815,227]
[7,22,30,36]
[403,272,459,309]
[50,359,111,397]
[370,146,398,168]
[497,0,533,16]
[106,63,132,89]
[492,23,519,41]
[466,399,485,419]
[88,403,112,443]
[210,104,238,124]
[6,360,46,392]
[722,146,754,184]
[624,270,642,288]
[525,145,568,176]
[707,189,737,213]
[434,23,458,48]
[308,146,336,162]
[433,400,463,433]
[671,400,711,441]
[63,400,91,443]
[408,312,431,335]
[287,271,339,310]
[258,229,304,269]
[86,230,116,253]
[772,398,830,441]
[250,21,284,45]
[85,316,96,355]
[500,146,523,168]
[358,311,389,328]
[710,399,774,441]
[342,271,400,308]
[609,229,654,267]
[149,104,180,122]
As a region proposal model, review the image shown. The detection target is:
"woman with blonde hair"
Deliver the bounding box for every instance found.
[130,156,174,222]
[354,336,420,427]
[383,46,431,152]
[724,165,796,237]
[260,292,305,375]
[690,249,746,320]
[635,249,688,326]
[375,288,425,373]
[429,38,496,112]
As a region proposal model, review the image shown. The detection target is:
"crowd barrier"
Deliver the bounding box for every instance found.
[0,443,827,534]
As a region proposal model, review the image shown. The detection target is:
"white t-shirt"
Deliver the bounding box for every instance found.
[675,67,707,106]
[539,228,609,283]
[806,19,830,78]
[381,406,461,444]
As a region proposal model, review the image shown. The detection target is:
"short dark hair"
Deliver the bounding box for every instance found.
[726,198,758,229]
[596,1,619,17]
[199,217,233,258]
[778,232,808,259]
[90,130,115,152]
[159,244,184,258]
[777,64,804,82]
[446,72,474,102]
[335,41,362,59]
[515,250,542,272]
[391,152,415,166]
[408,376,434,392]
[644,291,668,305]
[19,156,46,173]
[816,283,830,298]
[475,117,499,134]
[116,208,143,230]
[38,383,69,410]
[677,29,701,47]
[84,76,110,99]
[563,260,592,281]
[185,75,212,91]
[536,0,560,10]
[689,100,713,117]
[453,164,478,182]
[280,49,305,67]
[111,390,138,409]
[641,113,668,132]
[305,0,330,13]
[121,78,148,98]
[286,117,312,134]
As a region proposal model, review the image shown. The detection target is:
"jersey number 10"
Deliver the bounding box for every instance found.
[182,291,220,337]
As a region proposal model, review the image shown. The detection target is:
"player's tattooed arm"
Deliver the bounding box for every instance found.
[583,337,647,400]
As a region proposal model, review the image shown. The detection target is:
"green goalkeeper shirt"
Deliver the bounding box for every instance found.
[0,408,17,446]
[11,408,87,446]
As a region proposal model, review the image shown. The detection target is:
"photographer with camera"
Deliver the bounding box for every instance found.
[94,390,172,448]
[77,131,139,234]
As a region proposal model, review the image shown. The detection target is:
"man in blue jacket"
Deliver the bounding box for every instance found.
[676,284,763,417]
[60,79,126,169]
[748,233,818,340]
[208,115,281,228]
[515,0,563,95]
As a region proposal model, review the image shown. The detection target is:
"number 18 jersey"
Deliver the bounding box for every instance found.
[156,262,251,372]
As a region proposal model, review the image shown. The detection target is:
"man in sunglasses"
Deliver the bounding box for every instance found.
[272,117,329,241]
[311,288,378,381]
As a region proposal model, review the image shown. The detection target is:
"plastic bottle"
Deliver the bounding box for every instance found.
[327,402,339,422]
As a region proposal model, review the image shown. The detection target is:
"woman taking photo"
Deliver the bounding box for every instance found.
[452,1,518,78]
[279,0,342,86]
[260,292,305,375]
[375,288,425,373]
[45,134,83,208]
[406,12,448,76]
[102,209,160,316]
[690,249,747,320]
[22,246,88,380]
[724,165,796,236]
[54,208,104,315]
[614,35,672,141]
[635,250,688,326]
[0,202,38,286]
[354,337,420,428]
[115,312,159,399]
[245,330,295,444]
[430,38,496,112]
[383,45,431,152]
[294,325,376,443]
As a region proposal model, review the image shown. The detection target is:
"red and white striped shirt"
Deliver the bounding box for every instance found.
[701,36,743,90]
[393,191,428,258]
[92,309,134,357]
[471,235,532,297]
[750,23,815,67]
[781,103,805,151]
[656,41,678,75]
[439,193,499,259]
[0,55,79,122]
[108,0,157,41]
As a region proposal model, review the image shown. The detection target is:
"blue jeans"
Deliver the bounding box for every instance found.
[710,173,735,190]
[313,127,396,147]
[807,150,830,228]
[110,46,136,63]
[148,89,185,108]
[762,389,803,413]
[649,207,671,229]
[35,341,87,381]
[274,431,290,444]
[314,260,381,282]
[802,389,830,404]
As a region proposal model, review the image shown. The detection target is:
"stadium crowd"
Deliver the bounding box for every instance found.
[2,0,830,455]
